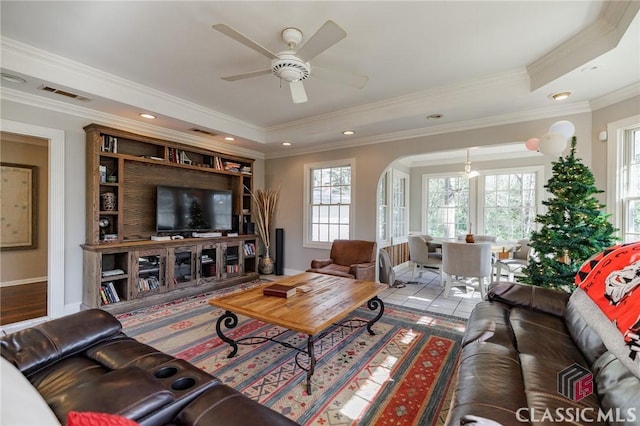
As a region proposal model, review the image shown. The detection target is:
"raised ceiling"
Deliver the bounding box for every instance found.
[1,1,638,159]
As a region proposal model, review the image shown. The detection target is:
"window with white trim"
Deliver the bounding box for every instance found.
[392,170,409,241]
[423,167,542,241]
[482,171,537,241]
[608,116,640,243]
[423,175,470,238]
[377,171,389,243]
[304,160,353,248]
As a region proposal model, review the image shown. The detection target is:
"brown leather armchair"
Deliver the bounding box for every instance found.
[307,239,377,281]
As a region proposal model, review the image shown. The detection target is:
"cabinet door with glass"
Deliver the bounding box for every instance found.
[168,245,197,289]
[222,241,242,279]
[131,249,166,299]
[199,243,220,285]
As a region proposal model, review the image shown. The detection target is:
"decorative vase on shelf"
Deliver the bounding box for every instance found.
[465,234,475,243]
[259,249,275,275]
[101,192,116,211]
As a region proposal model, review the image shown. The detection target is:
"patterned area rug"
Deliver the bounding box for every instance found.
[118,280,466,425]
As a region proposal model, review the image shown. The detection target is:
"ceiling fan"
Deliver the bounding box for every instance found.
[212,20,368,104]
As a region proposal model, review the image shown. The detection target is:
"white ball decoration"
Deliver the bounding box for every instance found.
[538,132,568,156]
[549,120,575,140]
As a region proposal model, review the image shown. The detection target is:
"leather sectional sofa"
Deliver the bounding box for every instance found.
[445,274,640,425]
[0,308,298,426]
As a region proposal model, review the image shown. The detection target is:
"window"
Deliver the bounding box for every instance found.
[423,167,541,241]
[423,175,470,238]
[608,116,640,243]
[377,171,389,243]
[392,170,409,240]
[482,172,537,241]
[304,159,354,248]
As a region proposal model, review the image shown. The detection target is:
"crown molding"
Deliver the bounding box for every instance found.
[265,101,591,159]
[1,87,266,160]
[589,82,640,111]
[527,1,640,91]
[1,37,266,143]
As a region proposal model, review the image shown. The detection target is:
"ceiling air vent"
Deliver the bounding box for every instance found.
[190,128,217,136]
[38,85,91,102]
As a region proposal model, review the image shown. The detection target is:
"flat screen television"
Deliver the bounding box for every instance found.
[156,185,233,233]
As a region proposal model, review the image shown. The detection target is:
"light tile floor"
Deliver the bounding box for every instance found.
[377,265,485,319]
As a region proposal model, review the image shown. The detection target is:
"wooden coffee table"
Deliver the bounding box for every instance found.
[208,272,387,394]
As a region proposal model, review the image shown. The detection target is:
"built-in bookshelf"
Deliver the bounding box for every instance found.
[82,124,259,313]
[84,124,254,245]
[82,236,258,314]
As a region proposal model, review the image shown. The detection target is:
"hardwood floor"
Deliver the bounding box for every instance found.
[0,281,47,325]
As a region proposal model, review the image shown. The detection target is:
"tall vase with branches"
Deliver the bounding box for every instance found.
[247,186,279,274]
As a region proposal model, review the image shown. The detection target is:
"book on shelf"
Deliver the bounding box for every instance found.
[223,161,241,173]
[263,284,296,298]
[99,165,107,183]
[101,136,118,153]
[243,242,256,256]
[107,281,120,302]
[99,286,109,305]
[137,276,160,292]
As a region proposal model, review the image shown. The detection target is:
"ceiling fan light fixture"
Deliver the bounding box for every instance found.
[271,55,310,82]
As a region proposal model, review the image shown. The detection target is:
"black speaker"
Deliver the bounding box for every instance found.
[246,222,255,234]
[275,228,284,275]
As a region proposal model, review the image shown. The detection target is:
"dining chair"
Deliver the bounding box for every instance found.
[379,248,406,288]
[494,239,531,281]
[408,235,443,282]
[442,241,493,299]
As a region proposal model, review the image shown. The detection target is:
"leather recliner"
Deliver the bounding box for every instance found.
[307,239,377,281]
[0,309,299,426]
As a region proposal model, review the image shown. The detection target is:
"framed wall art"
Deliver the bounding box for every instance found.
[0,162,38,250]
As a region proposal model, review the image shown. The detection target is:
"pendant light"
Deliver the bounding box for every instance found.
[463,149,480,179]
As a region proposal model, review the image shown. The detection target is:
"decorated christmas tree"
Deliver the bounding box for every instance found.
[521,137,617,292]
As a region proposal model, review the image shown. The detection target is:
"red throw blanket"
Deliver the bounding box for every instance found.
[575,242,640,360]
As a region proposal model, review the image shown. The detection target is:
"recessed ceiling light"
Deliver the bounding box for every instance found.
[426,114,443,119]
[224,136,235,141]
[1,73,27,84]
[342,130,355,135]
[139,113,156,119]
[281,141,292,146]
[550,91,571,101]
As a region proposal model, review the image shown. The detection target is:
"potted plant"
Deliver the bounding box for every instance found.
[247,186,279,274]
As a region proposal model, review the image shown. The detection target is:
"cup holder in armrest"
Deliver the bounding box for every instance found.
[154,366,178,379]
[171,377,196,391]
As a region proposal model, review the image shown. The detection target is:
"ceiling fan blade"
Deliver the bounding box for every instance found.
[221,69,272,81]
[289,80,308,104]
[296,20,346,62]
[312,66,368,89]
[213,24,278,60]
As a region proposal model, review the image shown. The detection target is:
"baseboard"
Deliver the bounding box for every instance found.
[0,276,47,288]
